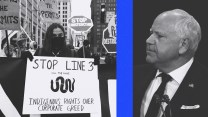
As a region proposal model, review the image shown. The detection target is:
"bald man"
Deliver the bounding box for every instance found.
[134,9,208,117]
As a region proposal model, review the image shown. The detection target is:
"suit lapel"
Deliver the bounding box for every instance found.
[139,68,157,102]
[138,67,157,115]
[170,61,200,115]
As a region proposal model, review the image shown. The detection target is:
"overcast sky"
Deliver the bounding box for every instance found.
[71,0,91,18]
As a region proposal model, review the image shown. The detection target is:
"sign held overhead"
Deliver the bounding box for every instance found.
[102,15,116,53]
[68,16,93,32]
[23,57,101,115]
[39,0,60,23]
[0,0,20,30]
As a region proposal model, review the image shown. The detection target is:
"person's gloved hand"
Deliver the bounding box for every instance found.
[94,57,99,65]
[21,51,34,61]
[93,54,100,65]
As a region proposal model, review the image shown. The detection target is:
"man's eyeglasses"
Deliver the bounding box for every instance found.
[52,33,64,38]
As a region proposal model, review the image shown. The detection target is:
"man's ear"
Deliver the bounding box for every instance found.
[179,38,189,55]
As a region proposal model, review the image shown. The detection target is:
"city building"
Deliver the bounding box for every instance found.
[57,0,72,45]
[90,0,116,54]
[20,0,47,48]
[2,0,73,49]
[0,0,48,57]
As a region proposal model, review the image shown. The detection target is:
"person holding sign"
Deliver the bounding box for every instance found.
[35,23,72,57]
[34,23,89,117]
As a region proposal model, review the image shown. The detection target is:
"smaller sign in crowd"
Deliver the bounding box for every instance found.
[0,0,20,30]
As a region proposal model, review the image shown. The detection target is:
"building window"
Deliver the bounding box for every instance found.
[63,2,67,5]
[63,11,67,14]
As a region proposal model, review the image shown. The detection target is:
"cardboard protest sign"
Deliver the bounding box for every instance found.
[68,16,93,32]
[102,15,116,53]
[39,0,60,23]
[23,56,101,115]
[0,0,21,30]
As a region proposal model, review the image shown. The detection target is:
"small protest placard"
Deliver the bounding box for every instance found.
[0,0,20,30]
[23,56,101,115]
[102,15,117,53]
[39,0,60,23]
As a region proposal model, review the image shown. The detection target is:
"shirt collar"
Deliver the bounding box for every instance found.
[155,58,194,85]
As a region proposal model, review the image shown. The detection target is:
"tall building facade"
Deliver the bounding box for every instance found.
[1,0,72,57]
[12,0,72,48]
[0,0,48,57]
[20,0,47,48]
[58,0,72,45]
[90,0,116,54]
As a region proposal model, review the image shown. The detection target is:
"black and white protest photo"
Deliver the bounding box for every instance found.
[0,0,116,117]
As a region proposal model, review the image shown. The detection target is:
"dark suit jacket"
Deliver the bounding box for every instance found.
[134,61,208,117]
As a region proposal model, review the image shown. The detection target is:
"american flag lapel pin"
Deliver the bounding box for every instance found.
[188,83,194,88]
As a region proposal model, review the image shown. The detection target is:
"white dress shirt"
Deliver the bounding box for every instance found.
[140,58,194,117]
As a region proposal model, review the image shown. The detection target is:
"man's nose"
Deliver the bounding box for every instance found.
[146,34,155,44]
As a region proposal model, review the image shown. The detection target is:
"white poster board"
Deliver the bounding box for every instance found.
[108,80,116,117]
[23,56,101,115]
